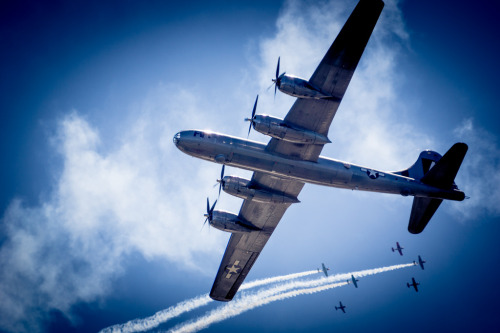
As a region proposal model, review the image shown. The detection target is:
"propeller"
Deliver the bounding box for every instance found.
[244,95,259,137]
[203,197,217,230]
[216,165,225,198]
[270,57,285,98]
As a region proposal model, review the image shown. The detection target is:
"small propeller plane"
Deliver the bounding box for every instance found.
[347,275,359,288]
[407,277,420,292]
[174,0,467,302]
[318,263,330,277]
[335,301,346,313]
[414,255,426,270]
[392,242,404,256]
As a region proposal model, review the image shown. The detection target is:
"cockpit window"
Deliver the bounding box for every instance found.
[193,131,204,138]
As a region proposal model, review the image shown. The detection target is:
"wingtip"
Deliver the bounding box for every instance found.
[209,294,232,302]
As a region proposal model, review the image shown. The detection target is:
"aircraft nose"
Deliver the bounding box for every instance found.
[173,132,181,146]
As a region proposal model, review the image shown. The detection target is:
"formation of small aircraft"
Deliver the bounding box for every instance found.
[347,275,359,288]
[414,255,426,270]
[392,242,404,256]
[332,246,426,314]
[174,0,466,302]
[407,277,420,292]
[335,301,346,313]
[318,263,330,277]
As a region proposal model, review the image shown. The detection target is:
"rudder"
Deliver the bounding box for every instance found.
[407,143,468,234]
[420,142,468,189]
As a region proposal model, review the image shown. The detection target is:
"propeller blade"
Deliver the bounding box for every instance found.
[276,56,280,81]
[274,57,280,98]
[218,165,225,198]
[203,197,216,230]
[252,95,258,119]
[247,95,258,138]
[203,197,211,231]
[247,120,252,138]
[210,199,217,215]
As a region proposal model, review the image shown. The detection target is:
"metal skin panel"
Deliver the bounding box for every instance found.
[267,0,385,162]
[210,173,303,301]
[222,176,300,203]
[173,0,465,302]
[174,130,467,299]
[175,130,466,201]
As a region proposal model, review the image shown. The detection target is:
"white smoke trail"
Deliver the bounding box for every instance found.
[169,282,349,333]
[240,270,319,290]
[101,263,413,333]
[168,263,415,333]
[100,270,320,333]
[99,295,212,333]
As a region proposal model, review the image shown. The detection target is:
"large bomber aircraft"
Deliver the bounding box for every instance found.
[173,0,467,302]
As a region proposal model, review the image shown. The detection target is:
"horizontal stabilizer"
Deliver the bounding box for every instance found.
[408,197,443,234]
[420,143,468,189]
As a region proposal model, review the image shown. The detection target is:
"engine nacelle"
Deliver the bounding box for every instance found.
[221,176,300,204]
[277,74,339,100]
[252,115,331,144]
[210,211,260,233]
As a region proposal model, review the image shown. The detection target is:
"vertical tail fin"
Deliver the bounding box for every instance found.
[420,143,468,188]
[407,143,468,234]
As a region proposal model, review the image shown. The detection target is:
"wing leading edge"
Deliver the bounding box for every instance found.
[266,0,384,162]
[209,0,384,301]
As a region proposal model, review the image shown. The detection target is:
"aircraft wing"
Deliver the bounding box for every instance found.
[209,0,384,302]
[265,0,384,162]
[210,173,304,301]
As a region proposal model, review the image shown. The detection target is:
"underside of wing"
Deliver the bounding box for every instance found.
[209,173,304,301]
[209,0,384,302]
[268,0,384,162]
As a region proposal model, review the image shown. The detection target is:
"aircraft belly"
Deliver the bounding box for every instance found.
[184,139,463,200]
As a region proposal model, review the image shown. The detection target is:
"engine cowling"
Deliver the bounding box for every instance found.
[221,176,300,204]
[210,211,260,233]
[277,74,339,100]
[251,115,331,144]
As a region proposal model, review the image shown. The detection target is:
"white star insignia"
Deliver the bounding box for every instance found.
[225,260,241,278]
[367,169,379,179]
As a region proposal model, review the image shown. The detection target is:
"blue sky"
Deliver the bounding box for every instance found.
[1,0,499,332]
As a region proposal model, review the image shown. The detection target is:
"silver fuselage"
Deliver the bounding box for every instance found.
[173,130,464,201]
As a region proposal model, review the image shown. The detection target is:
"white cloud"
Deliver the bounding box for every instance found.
[446,118,500,220]
[253,0,432,172]
[0,86,228,332]
[1,0,497,331]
